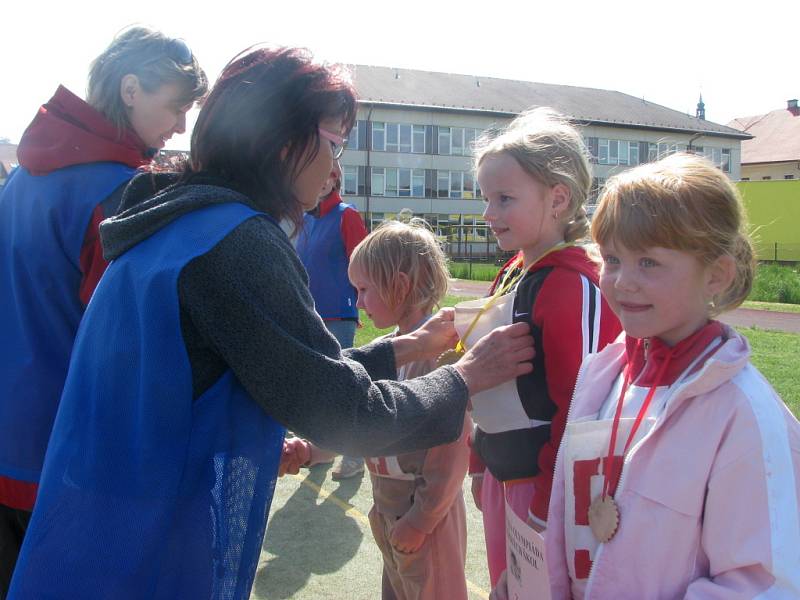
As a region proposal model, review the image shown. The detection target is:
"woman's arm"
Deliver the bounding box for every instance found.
[179,217,532,457]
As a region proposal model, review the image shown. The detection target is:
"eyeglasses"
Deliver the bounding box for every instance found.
[318,128,347,160]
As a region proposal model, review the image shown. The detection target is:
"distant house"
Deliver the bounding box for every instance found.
[341,65,750,236]
[728,99,800,181]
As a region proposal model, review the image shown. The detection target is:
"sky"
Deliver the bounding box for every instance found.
[2,0,795,150]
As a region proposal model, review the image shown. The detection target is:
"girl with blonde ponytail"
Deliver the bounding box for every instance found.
[547,153,800,598]
[465,107,621,594]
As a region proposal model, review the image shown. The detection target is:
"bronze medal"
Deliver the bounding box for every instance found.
[588,495,620,543]
[435,348,464,367]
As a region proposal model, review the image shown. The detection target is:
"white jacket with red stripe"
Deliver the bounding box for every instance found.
[546,324,800,599]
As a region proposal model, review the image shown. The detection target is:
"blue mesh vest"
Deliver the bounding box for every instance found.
[296,202,358,319]
[10,202,286,600]
[0,162,135,484]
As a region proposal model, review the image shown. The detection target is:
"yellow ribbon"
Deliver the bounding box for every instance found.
[455,242,574,353]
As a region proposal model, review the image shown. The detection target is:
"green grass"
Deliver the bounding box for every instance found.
[448,262,501,282]
[741,300,800,314]
[749,264,800,304]
[739,327,800,415]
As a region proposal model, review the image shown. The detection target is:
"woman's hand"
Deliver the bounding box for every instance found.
[391,307,458,366]
[390,518,428,554]
[454,322,535,395]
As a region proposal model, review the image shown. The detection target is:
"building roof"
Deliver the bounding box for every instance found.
[349,65,750,139]
[727,104,800,164]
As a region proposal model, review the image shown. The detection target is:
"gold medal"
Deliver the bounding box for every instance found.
[435,348,464,367]
[588,495,620,543]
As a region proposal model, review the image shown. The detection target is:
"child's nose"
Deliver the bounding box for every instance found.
[615,267,637,291]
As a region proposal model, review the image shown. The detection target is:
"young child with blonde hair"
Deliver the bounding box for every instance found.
[288,219,473,600]
[546,153,800,598]
[467,107,621,590]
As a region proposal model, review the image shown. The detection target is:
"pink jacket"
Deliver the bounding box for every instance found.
[546,325,800,599]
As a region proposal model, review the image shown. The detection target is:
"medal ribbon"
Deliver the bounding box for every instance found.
[454,242,573,354]
[601,340,674,499]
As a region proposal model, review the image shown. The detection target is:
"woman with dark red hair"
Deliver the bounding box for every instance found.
[8,47,534,600]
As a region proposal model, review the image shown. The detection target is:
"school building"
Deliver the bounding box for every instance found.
[339,66,751,241]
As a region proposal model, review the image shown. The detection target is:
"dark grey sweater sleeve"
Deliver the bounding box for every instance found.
[178,216,469,457]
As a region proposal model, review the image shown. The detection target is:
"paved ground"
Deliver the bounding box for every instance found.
[448,279,800,334]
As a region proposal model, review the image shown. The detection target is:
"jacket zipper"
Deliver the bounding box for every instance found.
[584,341,724,597]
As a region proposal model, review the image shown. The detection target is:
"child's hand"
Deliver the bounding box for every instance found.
[279,437,311,476]
[489,570,509,600]
[389,518,427,554]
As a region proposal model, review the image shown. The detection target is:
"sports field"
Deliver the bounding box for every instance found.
[251,311,799,599]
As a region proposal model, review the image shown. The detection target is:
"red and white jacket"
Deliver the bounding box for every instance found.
[547,323,800,599]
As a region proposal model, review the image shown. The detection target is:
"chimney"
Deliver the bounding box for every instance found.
[789,99,799,116]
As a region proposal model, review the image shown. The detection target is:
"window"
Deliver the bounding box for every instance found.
[413,171,425,196]
[437,171,449,198]
[450,171,462,198]
[648,143,658,162]
[372,168,424,197]
[385,168,398,196]
[704,147,732,172]
[386,123,398,152]
[399,124,412,153]
[451,128,464,156]
[343,166,358,195]
[437,127,481,155]
[371,167,385,195]
[465,128,476,154]
[372,122,385,151]
[413,125,425,153]
[629,143,639,165]
[785,175,796,180]
[437,170,479,198]
[399,168,411,197]
[598,138,639,166]
[346,122,359,150]
[721,149,731,173]
[463,171,475,199]
[762,176,772,180]
[741,177,750,181]
[439,127,451,155]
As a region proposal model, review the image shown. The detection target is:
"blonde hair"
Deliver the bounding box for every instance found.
[474,107,592,242]
[591,153,755,315]
[349,219,449,316]
[87,26,208,134]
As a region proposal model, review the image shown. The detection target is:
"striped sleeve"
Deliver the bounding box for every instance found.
[528,269,621,522]
[685,366,800,597]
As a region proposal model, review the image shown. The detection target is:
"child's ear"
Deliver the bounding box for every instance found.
[705,254,736,301]
[550,183,571,216]
[394,272,411,304]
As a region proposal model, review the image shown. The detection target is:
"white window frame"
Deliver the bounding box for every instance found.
[371,167,385,195]
[346,122,359,150]
[385,123,398,152]
[439,127,451,155]
[372,122,385,151]
[412,125,425,154]
[399,124,412,153]
[343,165,358,195]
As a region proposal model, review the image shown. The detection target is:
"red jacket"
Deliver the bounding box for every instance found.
[468,246,622,522]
